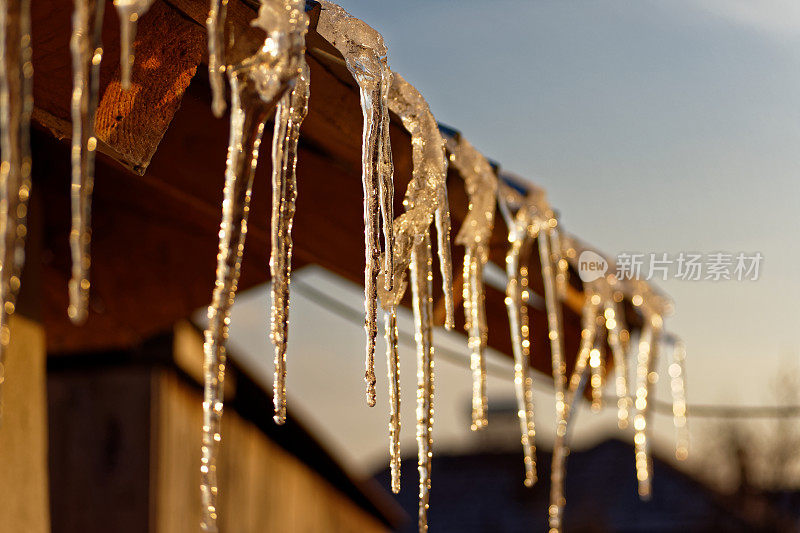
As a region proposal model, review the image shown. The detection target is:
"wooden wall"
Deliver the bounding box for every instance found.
[46,326,391,532]
[48,362,152,533]
[0,316,50,533]
[154,370,386,533]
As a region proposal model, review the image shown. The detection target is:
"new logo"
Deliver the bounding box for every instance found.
[578,250,608,283]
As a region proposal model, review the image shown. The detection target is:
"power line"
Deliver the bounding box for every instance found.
[291,279,800,419]
[291,279,519,378]
[651,401,800,419]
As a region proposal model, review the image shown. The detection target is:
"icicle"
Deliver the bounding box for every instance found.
[385,72,452,327]
[206,0,228,117]
[464,247,488,430]
[590,323,606,412]
[68,0,105,325]
[633,309,662,500]
[353,44,381,407]
[436,221,453,331]
[497,187,549,486]
[375,72,451,526]
[445,135,497,430]
[548,236,673,528]
[517,188,568,436]
[377,251,409,493]
[604,297,632,428]
[271,62,310,425]
[549,290,601,533]
[434,189,454,330]
[471,254,489,430]
[384,306,401,492]
[316,1,396,406]
[0,0,32,425]
[504,213,537,487]
[377,251,408,495]
[378,78,394,288]
[113,0,153,89]
[560,233,633,427]
[200,2,308,531]
[410,232,434,533]
[538,222,566,421]
[200,74,259,531]
[670,339,689,460]
[550,227,570,300]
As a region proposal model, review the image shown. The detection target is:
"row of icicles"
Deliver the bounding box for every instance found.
[0,1,689,532]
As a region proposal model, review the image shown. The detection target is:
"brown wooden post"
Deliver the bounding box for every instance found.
[0,186,50,532]
[0,316,50,533]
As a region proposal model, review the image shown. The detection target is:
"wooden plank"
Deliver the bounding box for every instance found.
[31,0,204,173]
[0,187,49,533]
[0,316,50,533]
[48,363,153,533]
[47,329,397,532]
[153,326,395,532]
[151,368,203,533]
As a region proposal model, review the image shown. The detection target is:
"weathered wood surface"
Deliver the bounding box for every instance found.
[0,194,49,533]
[31,0,611,383]
[32,0,203,173]
[48,362,153,533]
[0,316,50,533]
[155,340,392,532]
[47,327,400,531]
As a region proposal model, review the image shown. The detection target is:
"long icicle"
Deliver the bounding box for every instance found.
[381,71,452,529]
[504,223,537,487]
[549,290,601,533]
[590,322,606,412]
[378,250,407,494]
[378,74,394,287]
[201,2,308,530]
[206,0,228,117]
[670,339,689,460]
[560,233,632,429]
[498,183,547,488]
[0,0,32,425]
[434,188,454,330]
[461,248,474,412]
[201,74,263,532]
[384,304,401,492]
[464,247,488,430]
[113,0,153,89]
[634,310,662,499]
[605,297,631,428]
[360,85,382,406]
[316,1,395,406]
[550,227,569,300]
[68,0,105,324]
[530,196,568,450]
[554,236,672,527]
[387,70,456,331]
[271,61,310,425]
[356,55,384,408]
[446,135,497,430]
[539,222,566,423]
[377,261,407,493]
[410,231,434,533]
[472,253,488,426]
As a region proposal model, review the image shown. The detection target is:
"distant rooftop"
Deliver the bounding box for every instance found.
[375,439,762,532]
